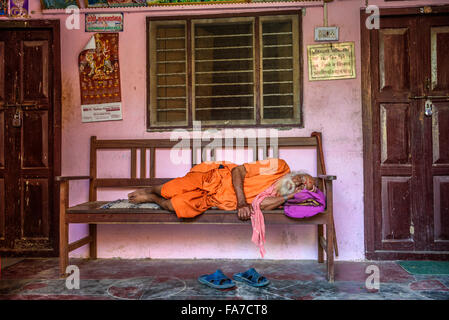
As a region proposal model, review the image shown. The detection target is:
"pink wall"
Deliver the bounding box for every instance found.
[3,0,449,260]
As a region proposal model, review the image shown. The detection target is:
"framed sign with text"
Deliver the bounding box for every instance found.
[307,42,356,81]
[85,13,124,32]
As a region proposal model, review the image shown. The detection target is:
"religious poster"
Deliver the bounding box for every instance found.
[108,0,146,6]
[85,0,109,7]
[147,0,246,5]
[307,42,356,81]
[85,13,124,32]
[9,0,28,17]
[79,33,123,122]
[41,0,79,9]
[0,0,8,15]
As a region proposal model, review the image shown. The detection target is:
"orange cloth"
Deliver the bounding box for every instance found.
[161,159,290,218]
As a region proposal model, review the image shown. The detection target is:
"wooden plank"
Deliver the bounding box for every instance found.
[140,148,146,179]
[65,201,329,224]
[68,235,92,252]
[150,148,156,178]
[89,136,97,202]
[59,180,68,276]
[55,176,90,182]
[131,147,137,178]
[89,224,97,259]
[318,225,324,263]
[91,137,317,150]
[94,178,171,188]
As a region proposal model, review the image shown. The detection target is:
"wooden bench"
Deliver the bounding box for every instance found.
[57,132,338,282]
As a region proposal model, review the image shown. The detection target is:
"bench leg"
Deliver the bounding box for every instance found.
[59,181,69,277]
[89,224,97,259]
[59,220,69,277]
[317,224,324,263]
[326,222,335,283]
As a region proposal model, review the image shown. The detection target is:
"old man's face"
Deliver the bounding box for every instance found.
[291,174,315,191]
[276,173,316,196]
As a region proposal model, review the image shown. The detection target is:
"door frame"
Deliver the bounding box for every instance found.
[361,5,449,260]
[0,20,61,257]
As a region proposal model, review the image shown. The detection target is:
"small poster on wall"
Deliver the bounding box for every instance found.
[85,0,109,7]
[85,13,124,32]
[0,0,8,15]
[108,0,146,6]
[78,33,123,122]
[41,0,80,9]
[9,0,28,17]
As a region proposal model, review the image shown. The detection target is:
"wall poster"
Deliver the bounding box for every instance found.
[78,33,123,122]
[85,13,124,32]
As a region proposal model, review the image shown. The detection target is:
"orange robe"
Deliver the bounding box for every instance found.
[161,158,290,218]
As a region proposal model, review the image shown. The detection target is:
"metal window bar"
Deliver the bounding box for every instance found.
[195,33,252,38]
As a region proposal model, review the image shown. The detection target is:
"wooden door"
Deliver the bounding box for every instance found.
[362,8,449,260]
[0,26,60,256]
[421,15,449,253]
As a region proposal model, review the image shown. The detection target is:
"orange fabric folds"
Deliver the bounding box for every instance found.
[161,159,290,218]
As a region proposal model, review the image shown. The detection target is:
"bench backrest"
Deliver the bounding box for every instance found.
[88,133,326,201]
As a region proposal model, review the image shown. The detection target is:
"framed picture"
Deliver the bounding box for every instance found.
[147,0,246,4]
[108,0,146,6]
[9,0,29,17]
[85,13,124,32]
[0,0,8,15]
[84,0,109,7]
[41,0,80,9]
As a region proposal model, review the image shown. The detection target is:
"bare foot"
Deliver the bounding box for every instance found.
[128,189,156,204]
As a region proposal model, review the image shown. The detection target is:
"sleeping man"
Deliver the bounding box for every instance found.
[127,158,316,221]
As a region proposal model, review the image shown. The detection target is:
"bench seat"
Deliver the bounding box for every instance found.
[66,201,330,225]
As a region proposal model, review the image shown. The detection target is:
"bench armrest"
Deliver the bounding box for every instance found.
[318,175,337,181]
[56,176,91,182]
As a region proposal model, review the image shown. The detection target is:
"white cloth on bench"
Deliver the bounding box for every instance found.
[100,199,161,209]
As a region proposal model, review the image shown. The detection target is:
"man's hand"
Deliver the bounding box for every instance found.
[237,203,253,221]
[231,165,253,221]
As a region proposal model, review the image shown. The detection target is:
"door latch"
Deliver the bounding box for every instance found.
[424,99,433,117]
[12,108,22,127]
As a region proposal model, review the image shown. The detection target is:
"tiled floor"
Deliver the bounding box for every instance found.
[0,258,448,300]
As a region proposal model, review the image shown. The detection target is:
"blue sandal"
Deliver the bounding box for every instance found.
[198,269,236,289]
[233,268,270,287]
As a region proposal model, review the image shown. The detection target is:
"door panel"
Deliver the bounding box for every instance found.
[381,177,414,246]
[0,41,4,103]
[21,179,49,239]
[431,102,449,165]
[21,40,49,102]
[378,28,411,93]
[21,110,49,168]
[430,26,449,92]
[0,178,4,240]
[433,176,449,241]
[0,110,4,167]
[380,103,411,165]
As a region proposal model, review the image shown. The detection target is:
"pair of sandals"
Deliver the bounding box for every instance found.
[198,268,269,289]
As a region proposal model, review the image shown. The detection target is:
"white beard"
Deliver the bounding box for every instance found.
[276,174,296,196]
